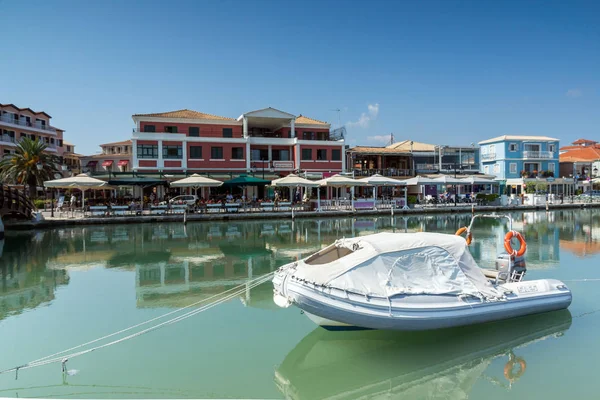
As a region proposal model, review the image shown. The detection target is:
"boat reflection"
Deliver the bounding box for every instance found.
[275,310,572,400]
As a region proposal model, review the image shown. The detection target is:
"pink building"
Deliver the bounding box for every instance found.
[131,107,345,177]
[0,103,65,159]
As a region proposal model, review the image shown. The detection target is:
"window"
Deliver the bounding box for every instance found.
[50,138,55,144]
[190,146,202,159]
[303,132,314,140]
[20,132,26,138]
[548,144,556,153]
[189,127,199,137]
[510,163,517,174]
[493,164,500,173]
[302,149,312,160]
[163,126,178,133]
[509,143,518,152]
[251,149,268,161]
[211,147,223,159]
[163,145,183,159]
[143,125,156,133]
[272,149,290,161]
[58,139,63,147]
[316,149,327,160]
[484,165,490,174]
[549,163,556,173]
[137,144,158,159]
[222,128,233,138]
[231,147,244,160]
[332,149,341,161]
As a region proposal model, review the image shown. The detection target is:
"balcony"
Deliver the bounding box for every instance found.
[0,115,56,134]
[523,151,554,159]
[0,134,16,145]
[481,153,496,161]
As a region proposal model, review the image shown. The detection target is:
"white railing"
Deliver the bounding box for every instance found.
[0,115,56,133]
[523,151,554,159]
[481,153,496,161]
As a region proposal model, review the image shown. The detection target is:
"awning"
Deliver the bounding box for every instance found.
[108,177,168,187]
[117,160,129,167]
[102,160,113,167]
[86,160,98,167]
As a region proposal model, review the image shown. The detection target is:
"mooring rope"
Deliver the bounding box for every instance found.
[0,272,274,376]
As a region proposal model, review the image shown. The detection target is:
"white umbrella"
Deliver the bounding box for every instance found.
[431,176,465,185]
[272,174,321,211]
[44,173,109,210]
[316,174,368,210]
[460,176,498,185]
[357,174,407,209]
[170,174,223,198]
[403,176,437,185]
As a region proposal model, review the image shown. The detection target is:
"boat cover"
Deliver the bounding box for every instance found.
[292,232,501,299]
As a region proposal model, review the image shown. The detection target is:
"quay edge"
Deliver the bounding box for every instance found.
[2,202,600,231]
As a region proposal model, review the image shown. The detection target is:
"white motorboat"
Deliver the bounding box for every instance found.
[273,214,572,331]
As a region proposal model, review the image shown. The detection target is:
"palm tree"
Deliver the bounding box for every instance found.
[0,137,60,199]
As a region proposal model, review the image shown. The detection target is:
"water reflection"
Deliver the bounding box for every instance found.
[275,310,572,400]
[1,210,599,319]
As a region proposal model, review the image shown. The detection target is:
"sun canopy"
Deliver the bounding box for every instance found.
[44,173,108,189]
[271,174,320,188]
[292,232,500,299]
[223,175,270,186]
[431,176,465,185]
[316,174,368,187]
[460,176,498,185]
[108,177,168,187]
[170,174,223,188]
[403,176,437,185]
[357,174,407,186]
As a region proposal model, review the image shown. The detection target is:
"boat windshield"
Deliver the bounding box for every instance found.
[305,244,354,265]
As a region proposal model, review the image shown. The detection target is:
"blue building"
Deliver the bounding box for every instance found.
[478,135,559,180]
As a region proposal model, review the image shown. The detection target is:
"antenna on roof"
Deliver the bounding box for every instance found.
[389,133,395,146]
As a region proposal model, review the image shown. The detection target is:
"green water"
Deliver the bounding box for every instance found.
[0,210,599,399]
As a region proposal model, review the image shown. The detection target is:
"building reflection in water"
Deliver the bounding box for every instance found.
[0,209,598,317]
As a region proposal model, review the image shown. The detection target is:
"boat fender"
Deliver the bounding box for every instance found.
[455,227,473,245]
[504,353,527,382]
[504,231,527,257]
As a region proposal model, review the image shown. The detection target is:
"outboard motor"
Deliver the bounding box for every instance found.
[495,253,527,282]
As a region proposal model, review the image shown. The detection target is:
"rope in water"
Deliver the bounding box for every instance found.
[0,272,274,376]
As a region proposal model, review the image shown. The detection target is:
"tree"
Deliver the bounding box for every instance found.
[0,137,60,199]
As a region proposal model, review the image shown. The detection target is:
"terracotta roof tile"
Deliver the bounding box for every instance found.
[100,140,132,147]
[559,147,600,162]
[572,138,597,145]
[295,115,329,126]
[386,140,436,152]
[347,146,412,155]
[133,109,235,121]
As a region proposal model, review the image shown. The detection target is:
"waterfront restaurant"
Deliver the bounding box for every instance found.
[346,140,480,178]
[559,138,600,193]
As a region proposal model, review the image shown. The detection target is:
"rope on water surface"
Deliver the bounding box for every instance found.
[0,272,274,376]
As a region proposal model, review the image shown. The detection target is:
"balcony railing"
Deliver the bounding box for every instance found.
[353,168,413,177]
[0,135,16,144]
[523,151,554,159]
[481,153,496,161]
[0,115,56,133]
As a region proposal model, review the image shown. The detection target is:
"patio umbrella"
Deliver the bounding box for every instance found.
[459,176,498,185]
[431,176,465,185]
[403,176,437,185]
[357,174,407,209]
[271,174,321,210]
[316,174,368,210]
[223,175,271,186]
[44,173,109,210]
[170,174,223,198]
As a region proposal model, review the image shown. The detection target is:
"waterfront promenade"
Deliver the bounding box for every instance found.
[4,199,600,230]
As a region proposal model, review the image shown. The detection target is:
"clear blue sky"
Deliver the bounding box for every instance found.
[1,0,598,155]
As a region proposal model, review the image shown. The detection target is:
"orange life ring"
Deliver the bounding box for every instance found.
[455,227,473,245]
[504,230,527,257]
[504,356,527,382]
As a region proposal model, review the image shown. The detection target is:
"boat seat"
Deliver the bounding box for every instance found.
[482,269,499,279]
